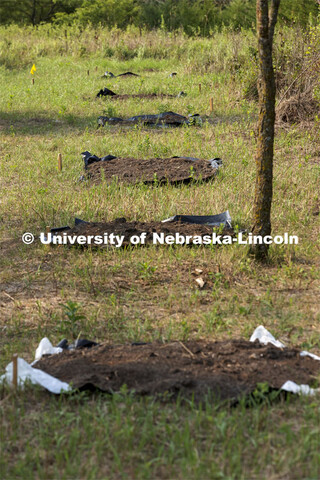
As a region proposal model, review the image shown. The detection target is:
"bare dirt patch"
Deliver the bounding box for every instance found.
[95,87,176,100]
[97,91,175,100]
[111,93,175,100]
[86,156,217,184]
[98,111,202,127]
[34,340,320,402]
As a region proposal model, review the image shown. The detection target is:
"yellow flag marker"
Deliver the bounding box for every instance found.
[30,64,36,75]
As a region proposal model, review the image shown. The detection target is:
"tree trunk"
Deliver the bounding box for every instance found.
[251,0,280,260]
[31,0,37,25]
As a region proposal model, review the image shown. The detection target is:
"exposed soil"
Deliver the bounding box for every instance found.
[110,93,175,100]
[34,340,320,402]
[96,88,176,100]
[86,156,217,184]
[97,111,201,127]
[54,218,232,248]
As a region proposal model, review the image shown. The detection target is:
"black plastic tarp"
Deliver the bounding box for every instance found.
[50,212,232,235]
[81,151,117,169]
[98,111,202,127]
[162,211,232,228]
[97,88,117,97]
[102,71,139,78]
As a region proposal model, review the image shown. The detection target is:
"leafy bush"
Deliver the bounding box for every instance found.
[1,0,319,34]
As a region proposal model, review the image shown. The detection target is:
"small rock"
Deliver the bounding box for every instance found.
[195,268,203,274]
[195,277,205,288]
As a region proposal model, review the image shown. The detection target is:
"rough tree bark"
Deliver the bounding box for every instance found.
[251,0,280,260]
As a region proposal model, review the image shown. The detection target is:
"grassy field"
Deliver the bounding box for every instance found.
[0,25,319,479]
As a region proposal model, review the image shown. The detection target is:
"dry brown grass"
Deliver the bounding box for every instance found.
[276,87,319,124]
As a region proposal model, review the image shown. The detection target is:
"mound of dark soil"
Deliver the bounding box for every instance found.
[51,217,232,248]
[97,87,175,100]
[34,340,320,402]
[98,111,201,127]
[86,156,216,184]
[111,93,175,100]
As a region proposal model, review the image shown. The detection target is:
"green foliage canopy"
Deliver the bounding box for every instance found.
[0,0,319,33]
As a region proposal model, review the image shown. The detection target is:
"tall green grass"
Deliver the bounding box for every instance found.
[0,25,319,480]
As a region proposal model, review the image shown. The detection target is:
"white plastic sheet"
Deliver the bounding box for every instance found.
[34,337,63,361]
[0,357,71,394]
[300,350,320,361]
[250,325,285,348]
[280,381,320,396]
[250,325,319,396]
[250,326,320,362]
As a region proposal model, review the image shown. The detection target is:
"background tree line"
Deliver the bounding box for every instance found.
[0,0,318,34]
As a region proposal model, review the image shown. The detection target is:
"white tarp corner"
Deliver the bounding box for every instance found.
[250,325,285,348]
[0,357,71,394]
[280,381,320,396]
[34,337,63,361]
[250,325,319,396]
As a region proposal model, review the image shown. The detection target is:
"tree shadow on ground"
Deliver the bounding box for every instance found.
[0,111,99,136]
[0,111,257,136]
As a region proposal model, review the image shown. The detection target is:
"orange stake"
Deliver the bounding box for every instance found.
[210,97,213,113]
[58,153,62,171]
